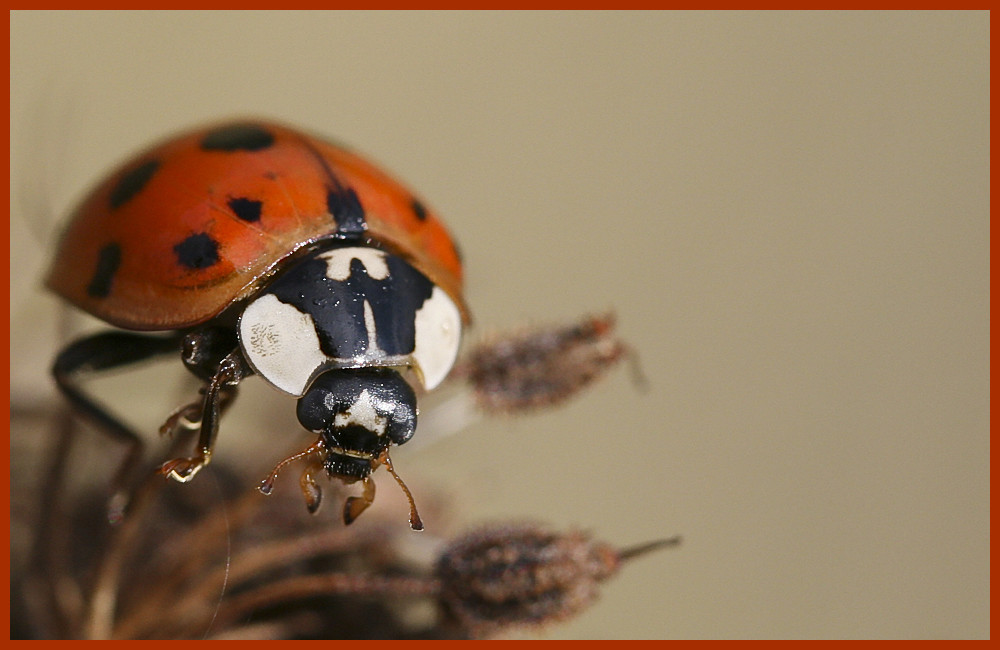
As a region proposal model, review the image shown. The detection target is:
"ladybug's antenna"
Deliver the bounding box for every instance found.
[259,438,325,496]
[379,450,424,531]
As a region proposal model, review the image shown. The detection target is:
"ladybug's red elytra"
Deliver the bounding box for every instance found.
[47,119,469,530]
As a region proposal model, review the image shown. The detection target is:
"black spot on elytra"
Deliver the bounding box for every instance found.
[228,197,262,222]
[327,185,366,235]
[411,198,428,222]
[201,124,275,152]
[267,249,434,359]
[87,243,122,298]
[109,160,159,209]
[174,233,220,269]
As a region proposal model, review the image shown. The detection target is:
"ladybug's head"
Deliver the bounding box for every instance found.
[296,367,417,478]
[268,367,424,529]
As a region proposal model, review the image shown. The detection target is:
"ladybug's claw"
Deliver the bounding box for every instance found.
[158,402,202,437]
[158,456,208,482]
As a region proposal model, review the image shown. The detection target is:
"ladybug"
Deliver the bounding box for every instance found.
[46,119,469,530]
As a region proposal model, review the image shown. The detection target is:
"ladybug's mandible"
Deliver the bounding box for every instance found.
[47,119,469,529]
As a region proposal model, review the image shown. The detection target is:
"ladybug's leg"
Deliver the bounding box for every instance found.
[52,331,184,498]
[158,382,239,438]
[158,347,250,482]
[158,326,244,438]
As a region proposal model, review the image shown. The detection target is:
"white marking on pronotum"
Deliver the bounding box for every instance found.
[319,247,389,281]
[332,389,389,435]
[412,286,462,390]
[360,299,386,360]
[239,294,327,396]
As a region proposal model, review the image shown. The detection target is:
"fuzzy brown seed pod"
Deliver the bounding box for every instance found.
[458,313,632,413]
[435,524,673,637]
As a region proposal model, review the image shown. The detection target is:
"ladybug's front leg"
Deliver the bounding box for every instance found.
[158,348,250,482]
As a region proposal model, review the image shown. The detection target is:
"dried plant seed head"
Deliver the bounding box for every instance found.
[434,524,677,637]
[459,313,630,413]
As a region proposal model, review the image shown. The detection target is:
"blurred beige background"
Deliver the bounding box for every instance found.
[10,11,989,639]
